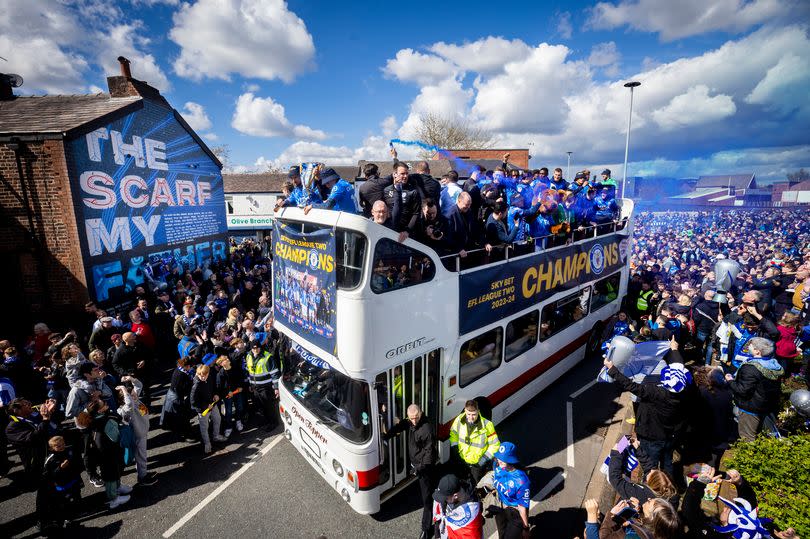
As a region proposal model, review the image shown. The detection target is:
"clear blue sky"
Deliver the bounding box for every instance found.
[4,0,809,179]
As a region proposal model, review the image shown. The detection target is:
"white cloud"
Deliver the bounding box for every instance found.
[382,49,457,86]
[471,44,588,133]
[98,23,171,91]
[245,83,260,92]
[170,0,315,83]
[588,42,620,67]
[203,132,219,141]
[587,0,792,41]
[399,78,474,139]
[0,0,170,94]
[380,115,398,138]
[231,92,327,140]
[381,24,810,178]
[181,102,213,131]
[429,37,533,76]
[651,85,737,130]
[557,11,573,39]
[745,53,810,114]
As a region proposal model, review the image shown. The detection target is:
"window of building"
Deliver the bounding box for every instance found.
[505,310,539,362]
[540,288,591,341]
[591,271,621,313]
[225,195,234,215]
[459,327,503,387]
[371,238,436,294]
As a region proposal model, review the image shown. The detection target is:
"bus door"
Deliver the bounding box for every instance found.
[375,349,441,495]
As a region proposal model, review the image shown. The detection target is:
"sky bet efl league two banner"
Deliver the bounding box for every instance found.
[272,222,338,354]
[67,100,228,309]
[459,234,629,335]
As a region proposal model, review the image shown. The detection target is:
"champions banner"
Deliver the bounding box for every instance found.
[272,222,338,354]
[459,235,629,335]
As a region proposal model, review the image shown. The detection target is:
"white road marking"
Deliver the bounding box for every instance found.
[529,471,566,511]
[569,379,597,400]
[162,435,284,538]
[566,400,575,467]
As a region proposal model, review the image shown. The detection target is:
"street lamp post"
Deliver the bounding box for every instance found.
[566,151,572,181]
[621,81,641,199]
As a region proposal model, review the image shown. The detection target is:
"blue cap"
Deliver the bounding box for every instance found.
[496,442,519,464]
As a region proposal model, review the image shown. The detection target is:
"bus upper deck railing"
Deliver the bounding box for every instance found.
[438,217,630,273]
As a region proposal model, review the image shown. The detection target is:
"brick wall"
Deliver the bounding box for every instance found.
[446,149,530,169]
[0,140,89,336]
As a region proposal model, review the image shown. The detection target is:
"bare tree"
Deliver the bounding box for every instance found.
[413,112,494,159]
[787,168,810,183]
[210,144,231,167]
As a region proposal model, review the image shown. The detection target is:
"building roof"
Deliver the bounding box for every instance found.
[695,174,755,190]
[788,180,810,191]
[0,94,143,136]
[670,187,726,199]
[223,173,287,194]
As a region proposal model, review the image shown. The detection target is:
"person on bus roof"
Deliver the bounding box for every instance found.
[304,168,358,215]
[449,399,500,486]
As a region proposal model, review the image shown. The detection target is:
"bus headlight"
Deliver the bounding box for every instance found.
[340,488,351,503]
[332,459,344,477]
[284,429,292,441]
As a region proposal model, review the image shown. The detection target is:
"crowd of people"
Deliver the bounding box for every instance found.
[0,238,289,533]
[275,150,623,267]
[2,183,808,538]
[577,209,810,539]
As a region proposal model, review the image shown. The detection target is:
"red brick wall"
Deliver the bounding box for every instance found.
[0,140,89,335]
[446,149,530,169]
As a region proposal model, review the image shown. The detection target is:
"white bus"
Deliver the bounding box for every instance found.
[273,199,635,514]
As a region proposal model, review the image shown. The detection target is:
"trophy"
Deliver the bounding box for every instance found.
[299,162,322,204]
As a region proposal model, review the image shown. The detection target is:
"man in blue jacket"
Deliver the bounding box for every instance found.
[305,168,358,214]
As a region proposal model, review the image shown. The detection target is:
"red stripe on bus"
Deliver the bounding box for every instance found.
[438,331,592,441]
[357,466,380,490]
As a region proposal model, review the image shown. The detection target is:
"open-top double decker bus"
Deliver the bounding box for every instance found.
[272,199,634,514]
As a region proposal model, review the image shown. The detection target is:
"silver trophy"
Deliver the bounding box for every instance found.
[713,259,741,303]
[299,162,322,203]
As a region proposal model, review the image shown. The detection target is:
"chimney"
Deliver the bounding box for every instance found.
[118,56,132,78]
[106,56,168,105]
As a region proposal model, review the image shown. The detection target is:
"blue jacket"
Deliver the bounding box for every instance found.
[317,179,358,213]
[284,185,322,207]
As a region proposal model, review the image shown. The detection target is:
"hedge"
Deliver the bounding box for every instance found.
[725,434,810,537]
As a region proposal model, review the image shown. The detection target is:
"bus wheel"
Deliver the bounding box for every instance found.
[586,322,605,358]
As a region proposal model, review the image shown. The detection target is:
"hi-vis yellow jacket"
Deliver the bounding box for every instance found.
[449,413,500,464]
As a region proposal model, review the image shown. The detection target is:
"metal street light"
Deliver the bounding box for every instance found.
[621,81,641,199]
[566,151,572,181]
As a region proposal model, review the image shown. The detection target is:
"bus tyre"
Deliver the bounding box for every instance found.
[586,322,604,358]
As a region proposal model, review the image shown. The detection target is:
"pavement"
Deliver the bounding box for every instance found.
[0,351,628,539]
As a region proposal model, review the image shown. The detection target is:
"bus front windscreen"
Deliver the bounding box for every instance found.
[282,359,372,444]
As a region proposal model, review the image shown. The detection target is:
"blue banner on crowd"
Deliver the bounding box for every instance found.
[272,222,338,354]
[459,235,629,335]
[66,100,228,310]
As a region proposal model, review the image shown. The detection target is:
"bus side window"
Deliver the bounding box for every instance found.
[591,271,621,312]
[540,288,591,341]
[459,327,503,387]
[371,239,436,294]
[505,310,539,362]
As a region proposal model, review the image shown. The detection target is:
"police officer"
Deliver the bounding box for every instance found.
[449,400,500,485]
[383,403,437,539]
[492,442,530,539]
[246,340,281,430]
[635,280,656,321]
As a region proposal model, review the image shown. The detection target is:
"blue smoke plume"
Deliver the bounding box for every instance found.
[389,139,476,175]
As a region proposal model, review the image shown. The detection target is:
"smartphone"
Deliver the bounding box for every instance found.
[616,436,630,453]
[616,506,638,523]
